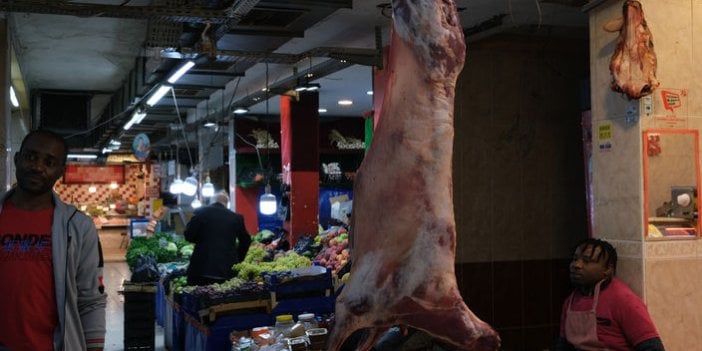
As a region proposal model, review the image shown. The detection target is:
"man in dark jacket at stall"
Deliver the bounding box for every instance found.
[184,191,251,286]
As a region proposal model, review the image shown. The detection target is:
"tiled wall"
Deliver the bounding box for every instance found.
[452,34,588,349]
[54,164,160,215]
[588,1,702,349]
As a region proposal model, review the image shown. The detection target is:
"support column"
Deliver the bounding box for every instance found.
[587,2,702,349]
[280,91,319,245]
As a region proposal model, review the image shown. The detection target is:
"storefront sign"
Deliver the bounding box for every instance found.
[63,165,125,184]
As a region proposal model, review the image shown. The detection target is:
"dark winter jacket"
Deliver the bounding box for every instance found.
[184,202,251,281]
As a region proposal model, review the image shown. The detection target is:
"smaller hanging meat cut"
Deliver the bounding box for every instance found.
[608,0,659,100]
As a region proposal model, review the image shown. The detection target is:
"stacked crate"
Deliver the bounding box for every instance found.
[123,281,157,350]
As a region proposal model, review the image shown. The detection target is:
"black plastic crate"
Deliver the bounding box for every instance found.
[124,334,155,351]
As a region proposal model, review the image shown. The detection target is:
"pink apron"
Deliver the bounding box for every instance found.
[564,281,610,351]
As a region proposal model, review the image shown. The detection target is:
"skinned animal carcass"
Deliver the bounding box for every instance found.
[326,0,500,350]
[607,0,659,100]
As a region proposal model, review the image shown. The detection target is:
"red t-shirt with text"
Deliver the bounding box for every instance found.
[0,201,57,351]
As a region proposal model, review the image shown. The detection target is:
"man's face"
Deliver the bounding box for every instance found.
[569,244,612,288]
[14,134,66,195]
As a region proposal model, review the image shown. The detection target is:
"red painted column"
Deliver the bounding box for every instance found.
[280,91,320,245]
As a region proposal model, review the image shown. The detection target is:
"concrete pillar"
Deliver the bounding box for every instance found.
[587,1,702,348]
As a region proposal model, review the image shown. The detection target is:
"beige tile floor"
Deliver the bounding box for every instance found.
[104,261,166,351]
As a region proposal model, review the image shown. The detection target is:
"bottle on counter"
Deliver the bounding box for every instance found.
[298,313,318,331]
[274,314,295,338]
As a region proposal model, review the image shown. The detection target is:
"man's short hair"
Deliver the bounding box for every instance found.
[214,191,229,206]
[574,238,618,274]
[19,129,69,165]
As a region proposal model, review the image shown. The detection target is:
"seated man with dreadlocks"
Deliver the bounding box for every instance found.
[556,238,665,351]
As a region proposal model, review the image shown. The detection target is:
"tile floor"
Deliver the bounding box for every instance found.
[104,260,166,351]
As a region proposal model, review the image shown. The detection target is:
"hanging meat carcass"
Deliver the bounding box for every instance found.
[326,0,500,350]
[607,0,659,100]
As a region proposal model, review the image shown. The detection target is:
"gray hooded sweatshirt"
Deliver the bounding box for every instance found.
[0,190,107,351]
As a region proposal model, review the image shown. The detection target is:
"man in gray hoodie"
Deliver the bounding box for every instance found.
[0,130,106,351]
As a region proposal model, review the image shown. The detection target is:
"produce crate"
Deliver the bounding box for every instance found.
[182,290,270,320]
[271,295,335,318]
[155,280,166,327]
[184,312,274,351]
[198,298,272,322]
[265,270,334,305]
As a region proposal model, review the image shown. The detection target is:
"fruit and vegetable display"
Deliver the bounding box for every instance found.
[313,227,350,275]
[125,232,194,270]
[233,245,312,281]
[182,277,269,309]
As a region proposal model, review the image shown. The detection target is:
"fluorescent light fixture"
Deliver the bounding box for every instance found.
[124,111,147,130]
[167,60,195,84]
[295,83,320,92]
[101,148,113,154]
[318,108,327,113]
[146,85,172,107]
[259,184,277,215]
[109,140,121,146]
[338,99,353,106]
[9,86,19,107]
[67,154,98,159]
[233,107,249,114]
[366,90,374,95]
[204,122,216,128]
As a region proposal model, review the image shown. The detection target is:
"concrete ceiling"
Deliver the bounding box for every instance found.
[4,0,589,154]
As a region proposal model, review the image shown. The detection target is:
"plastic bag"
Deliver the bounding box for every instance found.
[131,254,160,282]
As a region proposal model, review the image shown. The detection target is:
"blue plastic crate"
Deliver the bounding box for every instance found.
[272,296,335,317]
[180,292,201,318]
[264,270,333,298]
[184,313,273,351]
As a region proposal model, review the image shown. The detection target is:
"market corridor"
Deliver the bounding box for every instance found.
[103,261,165,351]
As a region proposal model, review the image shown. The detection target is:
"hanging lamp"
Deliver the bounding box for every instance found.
[202,175,215,198]
[258,63,277,215]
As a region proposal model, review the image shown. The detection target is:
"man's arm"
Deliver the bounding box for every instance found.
[235,215,251,261]
[183,213,202,243]
[76,219,107,351]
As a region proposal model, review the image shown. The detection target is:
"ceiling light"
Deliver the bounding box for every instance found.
[123,111,147,130]
[109,140,121,146]
[204,122,216,128]
[338,99,353,106]
[9,86,19,107]
[259,184,277,215]
[191,197,202,209]
[169,178,184,194]
[67,154,98,159]
[318,108,327,113]
[182,176,199,197]
[202,176,215,197]
[366,90,374,95]
[167,60,195,84]
[233,107,249,114]
[146,85,172,107]
[110,181,118,189]
[101,148,113,154]
[88,185,97,193]
[295,83,320,92]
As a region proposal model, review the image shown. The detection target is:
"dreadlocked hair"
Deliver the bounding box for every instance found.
[574,238,618,274]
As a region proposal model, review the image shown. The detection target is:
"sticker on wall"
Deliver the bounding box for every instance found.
[597,122,612,152]
[653,88,688,129]
[132,133,151,161]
